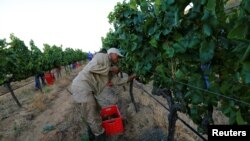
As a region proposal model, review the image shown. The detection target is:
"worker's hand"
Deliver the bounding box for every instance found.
[110,66,120,74]
[106,81,113,87]
[128,74,136,82]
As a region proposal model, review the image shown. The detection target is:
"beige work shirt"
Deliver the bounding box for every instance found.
[71,53,128,103]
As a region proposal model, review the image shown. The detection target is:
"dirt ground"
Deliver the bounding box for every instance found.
[0,64,228,141]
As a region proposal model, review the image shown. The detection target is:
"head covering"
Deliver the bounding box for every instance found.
[107,48,124,57]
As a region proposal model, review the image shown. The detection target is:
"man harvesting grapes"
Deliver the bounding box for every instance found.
[71,48,135,141]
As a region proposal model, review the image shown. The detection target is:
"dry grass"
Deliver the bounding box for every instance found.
[13,116,32,137]
[31,94,47,111]
[40,103,88,141]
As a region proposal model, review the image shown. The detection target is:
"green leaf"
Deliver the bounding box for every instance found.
[229,111,236,124]
[185,91,192,98]
[188,74,204,91]
[201,10,210,21]
[220,81,231,94]
[163,28,171,35]
[192,94,202,104]
[199,40,215,63]
[144,63,152,71]
[188,36,200,48]
[129,0,137,10]
[206,0,216,15]
[241,45,250,62]
[241,62,250,84]
[175,69,184,79]
[190,107,198,115]
[140,1,148,12]
[236,111,246,125]
[119,33,126,40]
[203,24,212,36]
[166,0,175,5]
[174,10,179,27]
[148,25,157,35]
[163,42,174,58]
[173,42,186,53]
[201,0,207,5]
[222,107,231,115]
[131,44,137,51]
[155,0,161,7]
[154,32,161,40]
[166,48,174,58]
[135,62,140,72]
[124,11,130,18]
[228,23,248,40]
[156,64,167,80]
[173,33,182,41]
[150,38,158,48]
[190,107,201,123]
[242,0,250,13]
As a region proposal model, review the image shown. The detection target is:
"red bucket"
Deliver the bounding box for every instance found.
[45,72,54,85]
[100,105,124,136]
[76,62,80,68]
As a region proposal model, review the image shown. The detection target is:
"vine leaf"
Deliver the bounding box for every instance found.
[228,23,248,40]
[129,0,137,10]
[203,24,212,36]
[241,62,250,84]
[167,0,175,5]
[150,38,158,48]
[205,0,216,15]
[156,64,167,80]
[163,42,174,58]
[199,40,215,64]
[175,69,184,80]
[192,93,202,104]
[188,36,200,49]
[236,111,245,125]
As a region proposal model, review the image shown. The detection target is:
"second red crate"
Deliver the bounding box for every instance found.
[100,105,124,136]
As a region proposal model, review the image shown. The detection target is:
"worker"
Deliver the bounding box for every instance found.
[71,48,135,141]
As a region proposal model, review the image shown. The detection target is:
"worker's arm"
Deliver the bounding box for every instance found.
[110,73,136,86]
[88,53,110,75]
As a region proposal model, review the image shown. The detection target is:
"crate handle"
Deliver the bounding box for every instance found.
[105,108,112,111]
[106,119,115,124]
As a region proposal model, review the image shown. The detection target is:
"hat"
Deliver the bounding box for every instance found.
[107,48,124,57]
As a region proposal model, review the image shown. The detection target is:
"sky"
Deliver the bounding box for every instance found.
[0,0,123,53]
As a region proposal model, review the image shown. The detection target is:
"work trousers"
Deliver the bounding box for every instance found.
[74,93,104,136]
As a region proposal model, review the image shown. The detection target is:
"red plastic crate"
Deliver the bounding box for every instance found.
[100,105,124,136]
[44,72,54,85]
